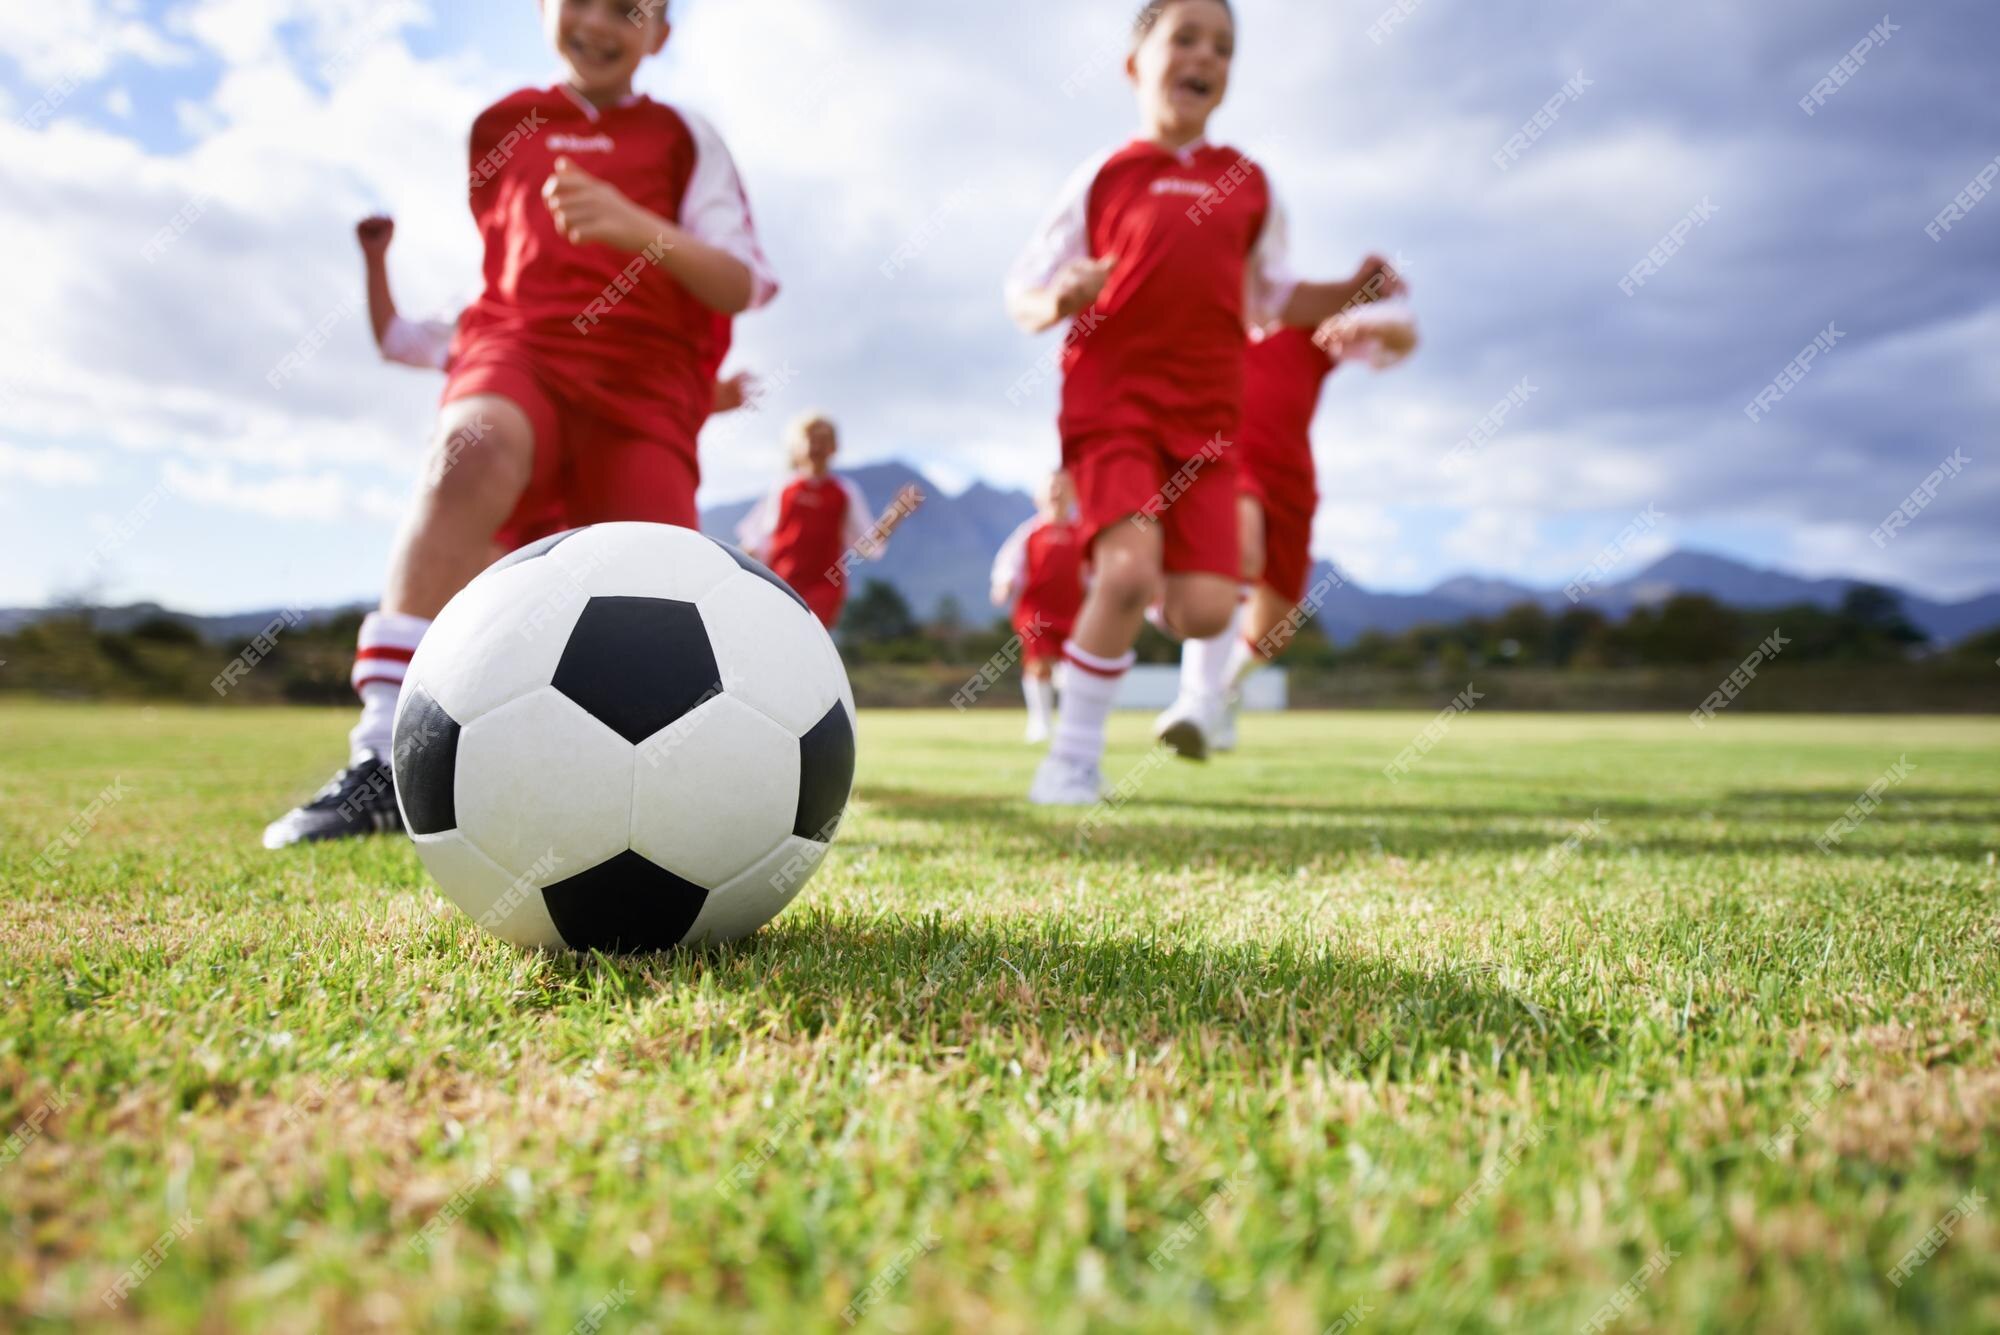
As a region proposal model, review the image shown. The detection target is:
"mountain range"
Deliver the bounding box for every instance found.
[8,461,1997,646]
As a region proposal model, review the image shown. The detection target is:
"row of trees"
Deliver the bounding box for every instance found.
[837,580,1988,670]
[1,585,1991,704]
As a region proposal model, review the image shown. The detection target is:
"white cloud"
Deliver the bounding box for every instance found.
[163,460,405,525]
[0,0,193,85]
[0,442,105,486]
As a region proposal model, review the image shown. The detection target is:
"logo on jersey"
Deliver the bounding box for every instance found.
[1150,178,1211,198]
[548,133,615,154]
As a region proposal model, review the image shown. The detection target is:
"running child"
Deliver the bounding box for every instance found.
[1004,0,1403,804]
[267,0,778,848]
[1161,305,1419,756]
[990,469,1086,744]
[353,212,759,558]
[736,413,925,630]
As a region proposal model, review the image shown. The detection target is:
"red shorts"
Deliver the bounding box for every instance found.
[798,581,845,630]
[1014,610,1073,665]
[444,337,700,552]
[1240,468,1317,605]
[1062,429,1239,580]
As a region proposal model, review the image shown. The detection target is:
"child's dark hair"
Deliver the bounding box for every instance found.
[1132,0,1233,48]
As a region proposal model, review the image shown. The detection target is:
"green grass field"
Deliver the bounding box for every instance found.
[4,703,1998,1332]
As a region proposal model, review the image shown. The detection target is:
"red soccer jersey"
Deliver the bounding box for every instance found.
[1008,139,1296,452]
[1241,326,1338,495]
[737,473,875,597]
[453,85,776,433]
[992,515,1086,632]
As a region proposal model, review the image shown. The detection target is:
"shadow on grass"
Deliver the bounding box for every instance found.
[537,911,1618,1080]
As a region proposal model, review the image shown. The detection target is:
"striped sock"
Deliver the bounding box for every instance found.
[348,610,431,763]
[1051,641,1134,770]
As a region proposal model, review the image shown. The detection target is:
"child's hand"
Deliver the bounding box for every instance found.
[1051,255,1117,319]
[356,215,395,258]
[712,371,759,415]
[889,483,926,524]
[543,157,654,250]
[1347,254,1406,306]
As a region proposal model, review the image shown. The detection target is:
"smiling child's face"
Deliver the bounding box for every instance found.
[542,0,668,104]
[1128,1,1236,143]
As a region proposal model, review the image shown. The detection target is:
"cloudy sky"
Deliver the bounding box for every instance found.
[1,0,1995,614]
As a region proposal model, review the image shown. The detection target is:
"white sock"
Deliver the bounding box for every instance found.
[348,610,431,763]
[1023,675,1054,731]
[1223,632,1270,696]
[1050,642,1133,770]
[1179,602,1243,706]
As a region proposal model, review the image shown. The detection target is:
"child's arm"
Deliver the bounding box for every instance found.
[1277,256,1406,330]
[991,522,1031,607]
[543,121,778,318]
[712,371,757,416]
[1007,256,1118,335]
[356,216,398,349]
[735,485,780,562]
[1005,153,1115,334]
[844,483,925,561]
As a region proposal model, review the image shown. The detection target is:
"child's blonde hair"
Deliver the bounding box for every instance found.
[786,411,837,470]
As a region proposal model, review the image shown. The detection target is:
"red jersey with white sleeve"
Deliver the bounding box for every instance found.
[992,516,1086,660]
[736,473,875,628]
[444,85,775,541]
[382,315,458,371]
[454,86,775,422]
[1006,139,1297,452]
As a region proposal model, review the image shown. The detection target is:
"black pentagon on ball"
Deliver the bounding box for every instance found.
[488,527,584,573]
[393,684,461,836]
[794,702,856,842]
[552,595,722,745]
[703,535,812,616]
[540,849,709,952]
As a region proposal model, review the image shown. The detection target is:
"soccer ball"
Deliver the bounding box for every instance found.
[390,523,855,952]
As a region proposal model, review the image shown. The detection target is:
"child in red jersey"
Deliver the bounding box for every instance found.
[1005,0,1404,804]
[267,0,778,848]
[1167,306,1419,755]
[990,470,1087,743]
[736,413,925,631]
[353,212,758,560]
[356,213,757,414]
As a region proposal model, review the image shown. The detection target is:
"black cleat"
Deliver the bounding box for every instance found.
[262,755,404,849]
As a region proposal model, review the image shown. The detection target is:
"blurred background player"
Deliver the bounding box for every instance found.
[266,0,778,848]
[737,413,925,630]
[1161,304,1419,757]
[990,469,1086,743]
[1004,0,1403,804]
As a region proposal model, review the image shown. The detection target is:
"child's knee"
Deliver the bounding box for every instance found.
[1165,584,1235,639]
[1094,554,1163,614]
[423,415,530,507]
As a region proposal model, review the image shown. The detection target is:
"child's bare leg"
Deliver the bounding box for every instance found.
[1160,573,1237,641]
[383,395,537,619]
[264,396,538,847]
[1070,520,1165,658]
[1034,520,1163,794]
[1243,584,1302,653]
[1236,495,1266,588]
